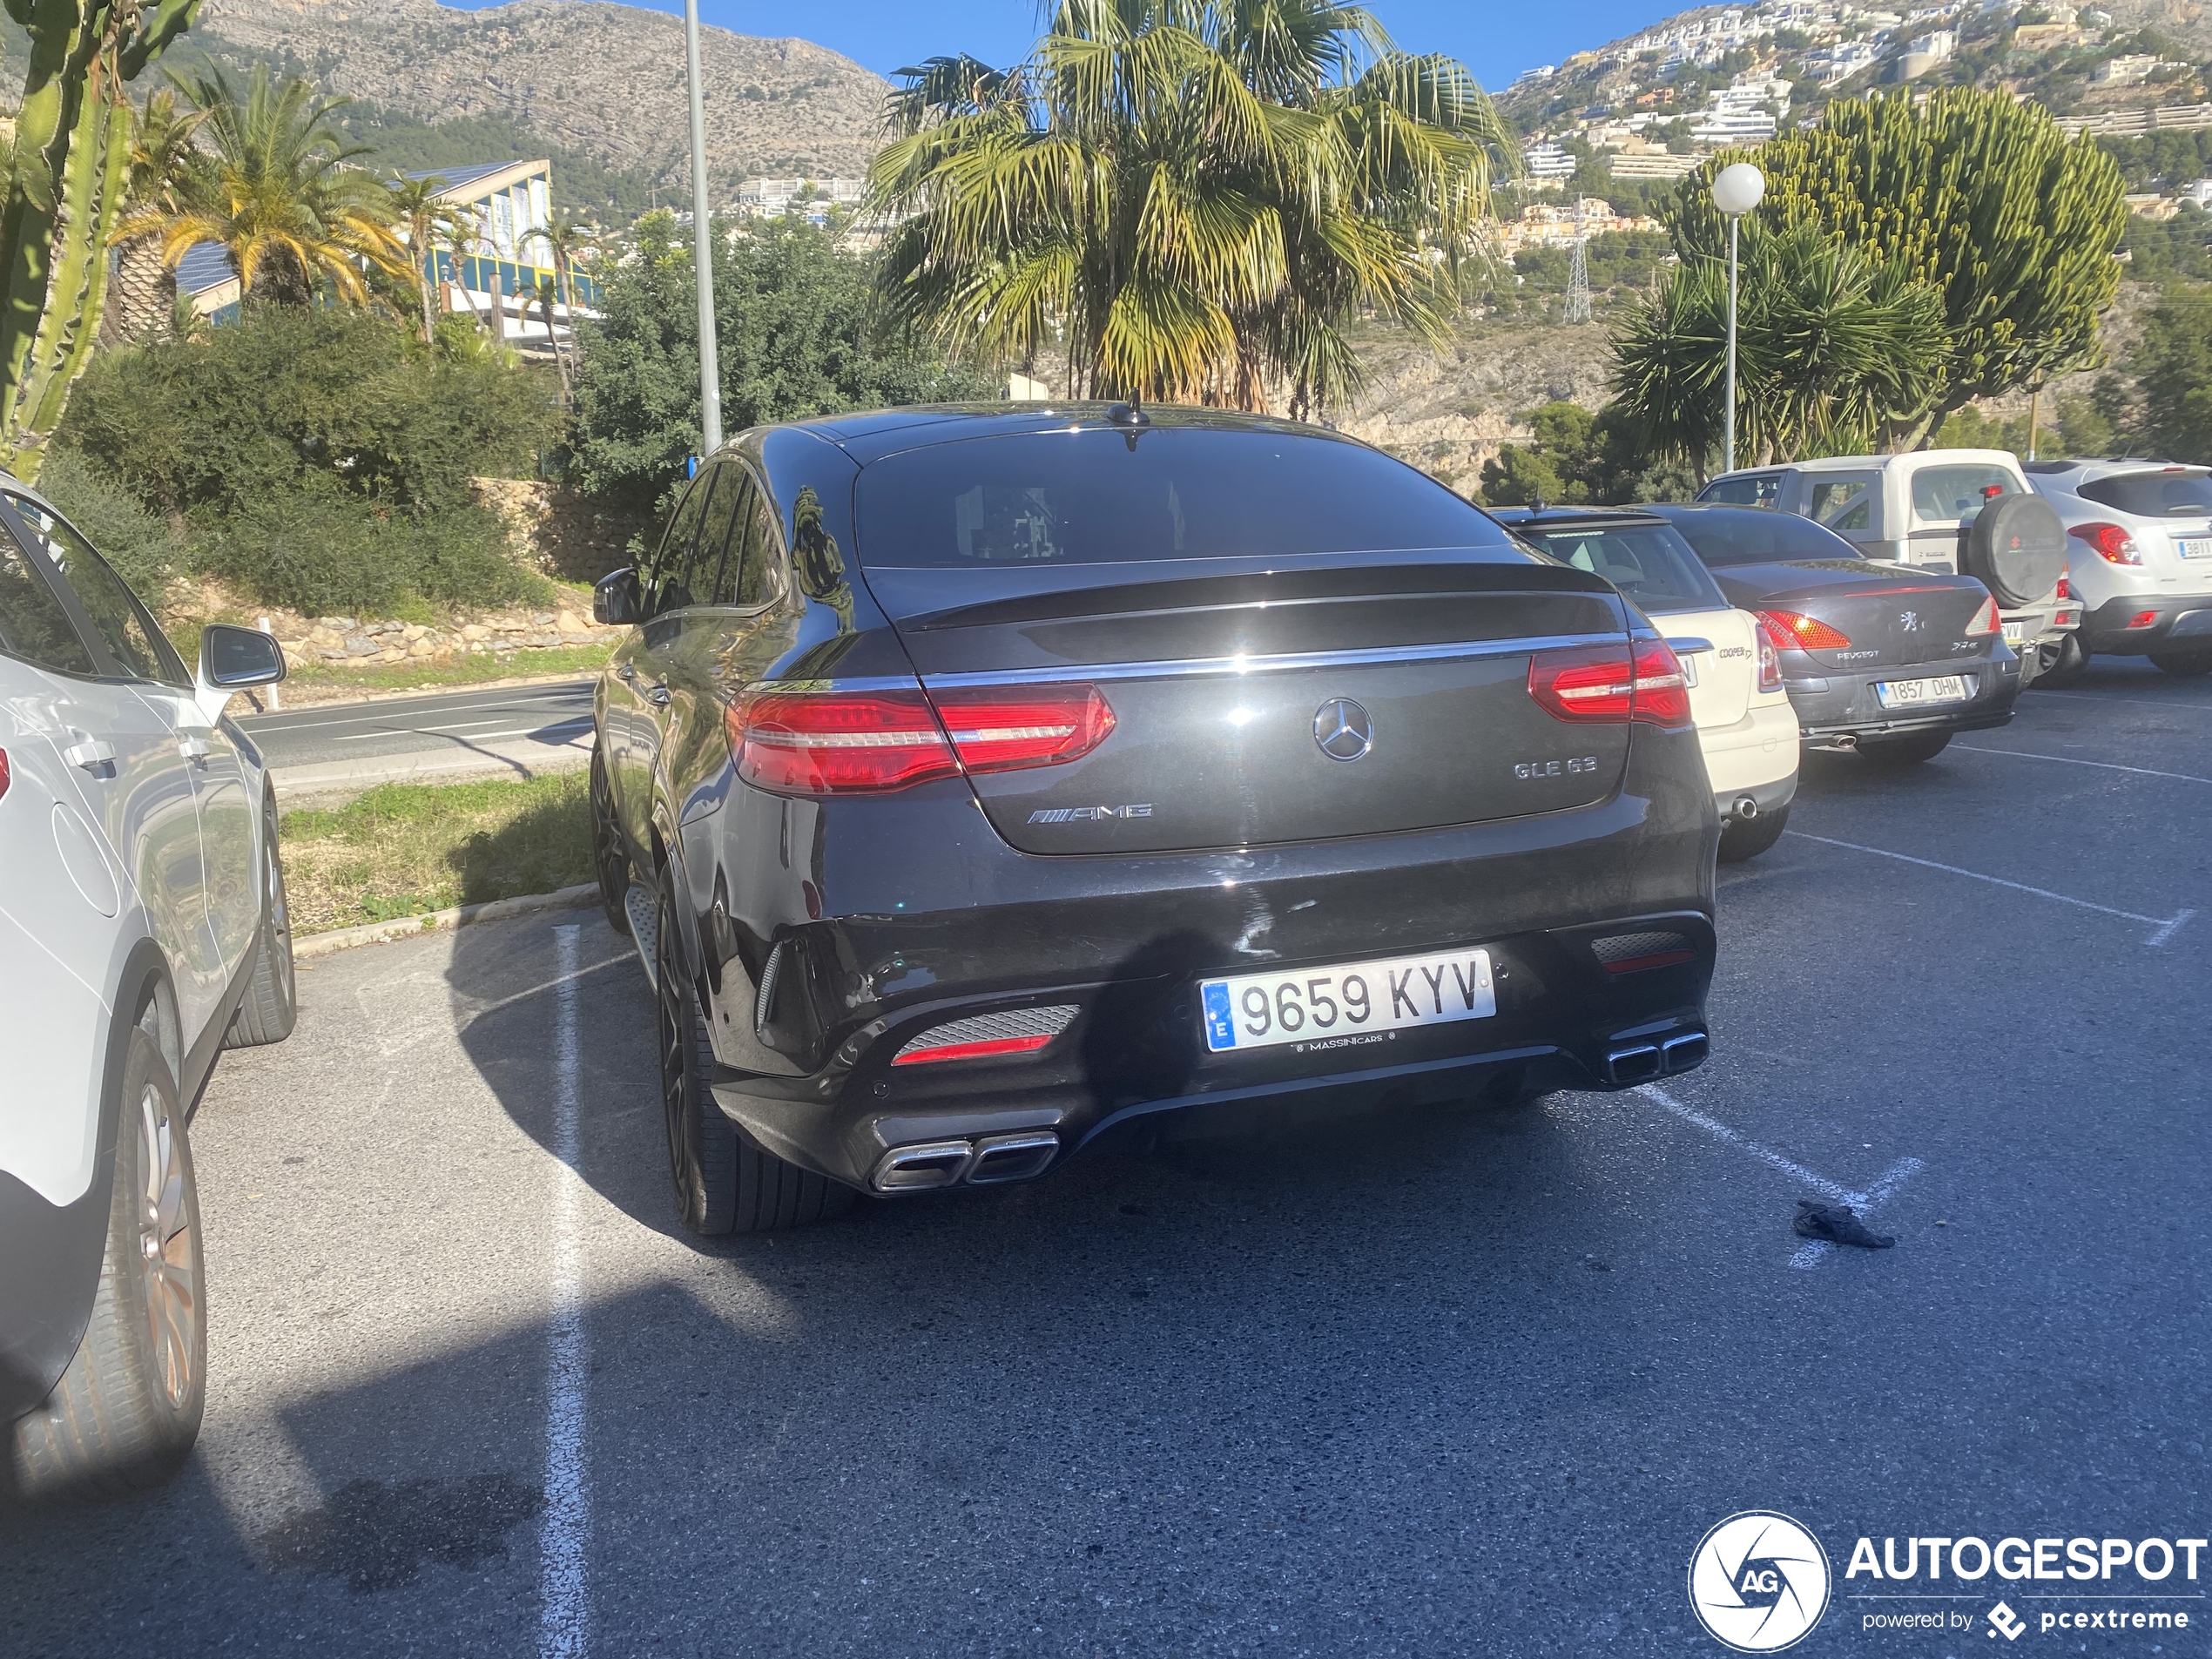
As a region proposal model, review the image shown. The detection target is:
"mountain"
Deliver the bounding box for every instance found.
[192,0,891,195]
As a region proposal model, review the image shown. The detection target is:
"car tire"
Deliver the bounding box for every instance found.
[1860,730,1952,765]
[2148,645,2212,678]
[1718,802,1789,862]
[591,747,631,938]
[7,1028,206,1500]
[225,789,296,1049]
[654,879,853,1235]
[2036,635,2090,688]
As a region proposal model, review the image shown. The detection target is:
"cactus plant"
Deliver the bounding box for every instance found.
[0,0,202,482]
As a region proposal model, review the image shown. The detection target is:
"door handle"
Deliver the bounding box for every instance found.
[644,683,671,706]
[178,734,212,762]
[616,662,637,681]
[64,738,117,772]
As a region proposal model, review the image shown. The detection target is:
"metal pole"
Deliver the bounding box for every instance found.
[1723,214,1739,477]
[683,0,724,455]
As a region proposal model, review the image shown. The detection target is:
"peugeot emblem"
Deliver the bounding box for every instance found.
[1313,697,1372,761]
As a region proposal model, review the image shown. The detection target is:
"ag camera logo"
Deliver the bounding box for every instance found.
[1689,1511,1832,1652]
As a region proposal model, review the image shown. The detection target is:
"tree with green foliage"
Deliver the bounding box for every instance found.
[148,64,412,308]
[868,0,1513,416]
[570,212,992,522]
[0,0,202,480]
[1477,399,1693,505]
[2097,298,2212,465]
[385,173,470,344]
[1666,88,2128,442]
[1612,223,1948,473]
[54,305,559,616]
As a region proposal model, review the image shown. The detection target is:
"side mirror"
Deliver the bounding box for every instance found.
[594,567,642,627]
[196,624,287,724]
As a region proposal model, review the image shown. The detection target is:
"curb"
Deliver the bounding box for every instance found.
[294,884,600,959]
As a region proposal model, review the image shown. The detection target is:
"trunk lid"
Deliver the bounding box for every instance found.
[1662,606,1759,729]
[1712,563,1993,672]
[866,558,1631,855]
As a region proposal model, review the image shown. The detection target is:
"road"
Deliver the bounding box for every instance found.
[238,680,597,790]
[6,663,2209,1657]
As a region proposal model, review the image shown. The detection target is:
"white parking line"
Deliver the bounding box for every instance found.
[1952,745,2212,786]
[1785,830,2195,947]
[538,925,590,1658]
[1635,1084,1925,1271]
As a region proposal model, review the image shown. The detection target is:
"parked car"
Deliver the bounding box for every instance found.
[2024,460,2212,678]
[589,406,1719,1235]
[1696,448,2080,685]
[1,483,291,1500]
[1494,507,1798,861]
[1644,502,2022,764]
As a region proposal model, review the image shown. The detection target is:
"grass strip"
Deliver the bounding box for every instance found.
[280,772,595,934]
[282,643,613,692]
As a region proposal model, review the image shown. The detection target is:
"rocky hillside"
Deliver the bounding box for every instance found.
[197,0,891,189]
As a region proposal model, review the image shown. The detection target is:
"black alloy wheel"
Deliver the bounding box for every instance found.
[590,747,631,938]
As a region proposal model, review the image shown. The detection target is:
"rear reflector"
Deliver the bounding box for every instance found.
[2127,610,2160,630]
[728,684,1113,796]
[893,1035,1052,1066]
[892,1004,1078,1066]
[1527,641,1690,728]
[1755,610,1851,651]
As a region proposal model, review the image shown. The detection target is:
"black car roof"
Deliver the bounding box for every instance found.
[1491,506,1669,527]
[766,402,1372,466]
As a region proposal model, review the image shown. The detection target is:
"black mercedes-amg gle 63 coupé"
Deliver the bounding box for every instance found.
[590,406,1719,1233]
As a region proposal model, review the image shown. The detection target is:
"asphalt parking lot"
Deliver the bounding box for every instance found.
[5,662,2208,1658]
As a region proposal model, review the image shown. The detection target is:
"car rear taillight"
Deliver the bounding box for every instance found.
[725,684,1114,796]
[2069,523,2141,565]
[1965,595,2000,637]
[1755,610,1852,651]
[1756,630,1782,692]
[0,747,9,802]
[1527,641,1689,727]
[2056,574,2072,600]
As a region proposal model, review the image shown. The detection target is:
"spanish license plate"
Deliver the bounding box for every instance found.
[1875,674,1969,709]
[2177,537,2212,561]
[1200,948,1496,1055]
[2001,619,2026,644]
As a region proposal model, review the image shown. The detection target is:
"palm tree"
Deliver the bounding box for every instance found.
[386,174,472,342]
[525,209,595,381]
[108,91,207,342]
[529,273,570,401]
[866,0,1512,417]
[149,65,413,308]
[1609,224,1947,475]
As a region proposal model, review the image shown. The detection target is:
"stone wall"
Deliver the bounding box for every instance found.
[270,604,624,670]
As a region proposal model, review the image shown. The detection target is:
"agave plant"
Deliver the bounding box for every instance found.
[867,0,1512,416]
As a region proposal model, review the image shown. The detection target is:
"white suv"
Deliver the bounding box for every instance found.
[2024,461,2212,677]
[0,480,291,1500]
[1698,449,2080,684]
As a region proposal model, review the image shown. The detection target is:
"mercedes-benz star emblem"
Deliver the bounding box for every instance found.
[1313,698,1372,761]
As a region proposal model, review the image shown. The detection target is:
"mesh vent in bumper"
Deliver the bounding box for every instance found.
[1589,931,1694,971]
[895,1005,1078,1062]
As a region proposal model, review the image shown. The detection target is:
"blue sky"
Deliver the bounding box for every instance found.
[448,1,1659,94]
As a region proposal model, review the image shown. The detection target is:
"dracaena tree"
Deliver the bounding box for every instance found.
[0,0,202,480]
[866,0,1513,417]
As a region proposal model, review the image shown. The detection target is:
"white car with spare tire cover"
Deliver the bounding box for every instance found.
[0,480,292,1501]
[2023,460,2212,678]
[1696,448,2080,685]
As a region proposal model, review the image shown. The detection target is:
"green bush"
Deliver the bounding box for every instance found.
[32,448,192,606]
[53,305,560,617]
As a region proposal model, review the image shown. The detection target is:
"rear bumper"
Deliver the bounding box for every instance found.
[1699,699,1799,800]
[0,1169,107,1420]
[1784,649,2020,746]
[2079,596,2212,655]
[685,730,1718,1194]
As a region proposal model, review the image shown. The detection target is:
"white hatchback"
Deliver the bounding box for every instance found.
[2024,461,2212,677]
[0,479,290,1500]
[1499,508,1798,860]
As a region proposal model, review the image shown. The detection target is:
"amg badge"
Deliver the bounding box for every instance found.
[1028,804,1154,824]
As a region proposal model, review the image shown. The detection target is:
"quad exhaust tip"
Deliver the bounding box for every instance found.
[1605,1029,1709,1086]
[871,1130,1061,1194]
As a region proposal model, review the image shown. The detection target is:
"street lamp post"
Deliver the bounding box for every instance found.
[683,0,723,456]
[1710,161,1765,477]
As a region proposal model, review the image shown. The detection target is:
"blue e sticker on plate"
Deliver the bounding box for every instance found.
[1201,982,1237,1049]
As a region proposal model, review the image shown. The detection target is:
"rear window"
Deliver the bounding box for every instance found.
[2079,469,2212,518]
[1513,523,1726,614]
[1697,472,1785,508]
[853,429,1511,567]
[1659,509,1862,568]
[1911,464,2016,525]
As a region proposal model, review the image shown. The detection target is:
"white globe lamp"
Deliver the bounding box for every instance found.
[1709,162,1765,474]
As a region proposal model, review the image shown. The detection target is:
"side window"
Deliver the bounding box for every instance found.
[647,467,719,614]
[1807,476,1876,536]
[732,482,783,607]
[0,523,98,676]
[3,494,188,685]
[695,472,755,608]
[1700,473,1783,508]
